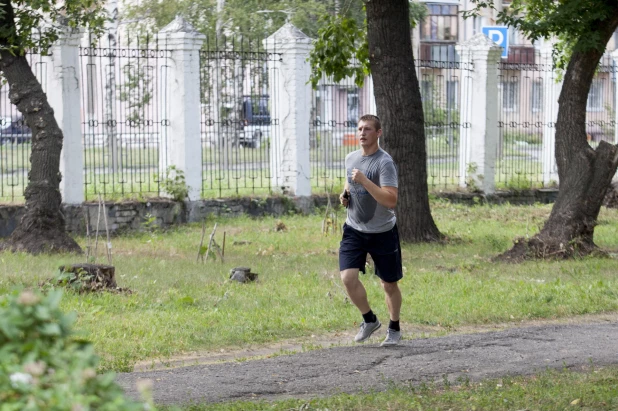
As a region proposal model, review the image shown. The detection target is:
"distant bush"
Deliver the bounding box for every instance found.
[502,130,542,145]
[0,289,150,410]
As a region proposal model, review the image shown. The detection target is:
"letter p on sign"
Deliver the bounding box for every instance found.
[482,26,509,58]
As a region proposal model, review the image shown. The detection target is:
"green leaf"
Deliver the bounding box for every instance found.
[0,318,19,340]
[39,323,62,337]
[45,290,63,310]
[33,305,51,321]
[309,16,369,87]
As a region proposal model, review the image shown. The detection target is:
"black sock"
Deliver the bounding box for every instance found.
[362,310,377,324]
[388,320,400,331]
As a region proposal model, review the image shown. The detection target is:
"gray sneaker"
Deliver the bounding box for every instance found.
[354,320,381,343]
[380,328,401,346]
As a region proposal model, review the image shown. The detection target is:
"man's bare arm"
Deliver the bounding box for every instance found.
[351,168,398,209]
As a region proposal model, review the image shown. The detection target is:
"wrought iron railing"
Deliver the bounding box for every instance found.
[0,35,616,203]
[496,52,548,189]
[199,36,281,197]
[309,56,474,193]
[79,33,171,200]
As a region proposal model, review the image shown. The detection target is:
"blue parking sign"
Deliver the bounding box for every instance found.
[482,26,509,58]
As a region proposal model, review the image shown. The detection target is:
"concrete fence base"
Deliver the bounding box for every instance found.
[0,190,560,238]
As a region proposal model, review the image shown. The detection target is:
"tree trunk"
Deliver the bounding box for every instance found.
[500,11,618,261]
[365,0,441,242]
[0,2,81,254]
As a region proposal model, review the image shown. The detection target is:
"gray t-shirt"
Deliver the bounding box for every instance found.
[345,148,398,233]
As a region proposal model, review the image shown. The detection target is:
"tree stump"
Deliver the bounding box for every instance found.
[58,264,117,292]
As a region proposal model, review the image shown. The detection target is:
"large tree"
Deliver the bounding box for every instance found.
[0,0,106,253]
[468,0,618,260]
[121,0,353,40]
[310,0,441,243]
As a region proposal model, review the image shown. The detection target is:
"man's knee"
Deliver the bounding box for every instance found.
[381,280,399,294]
[340,269,360,287]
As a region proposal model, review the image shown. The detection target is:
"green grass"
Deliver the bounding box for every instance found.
[84,147,159,168]
[0,142,31,171]
[168,366,618,410]
[2,202,618,374]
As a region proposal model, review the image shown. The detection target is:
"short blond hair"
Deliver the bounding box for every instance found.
[358,114,381,130]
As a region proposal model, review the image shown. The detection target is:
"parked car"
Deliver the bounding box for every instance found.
[0,115,32,144]
[239,95,271,149]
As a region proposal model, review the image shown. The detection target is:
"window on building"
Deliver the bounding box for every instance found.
[472,16,481,36]
[420,4,459,42]
[501,81,518,112]
[508,26,519,45]
[447,80,459,110]
[531,80,543,112]
[421,80,433,102]
[347,90,359,123]
[587,79,604,112]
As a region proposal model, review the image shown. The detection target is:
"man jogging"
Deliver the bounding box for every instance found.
[339,114,403,347]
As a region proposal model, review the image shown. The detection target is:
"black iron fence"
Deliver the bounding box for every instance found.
[310,54,473,193]
[586,55,616,146]
[199,36,281,197]
[420,58,473,189]
[79,33,171,200]
[310,79,364,194]
[2,33,618,203]
[497,53,616,189]
[496,53,549,188]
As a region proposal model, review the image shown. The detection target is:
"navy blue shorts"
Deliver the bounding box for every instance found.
[339,223,403,283]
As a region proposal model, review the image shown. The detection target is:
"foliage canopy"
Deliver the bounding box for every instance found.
[0,0,107,53]
[308,1,428,89]
[464,0,618,70]
[121,0,361,40]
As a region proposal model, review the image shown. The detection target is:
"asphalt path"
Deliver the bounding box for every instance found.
[116,319,618,406]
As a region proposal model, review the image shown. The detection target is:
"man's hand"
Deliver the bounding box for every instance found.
[351,168,397,209]
[351,168,367,185]
[339,189,350,207]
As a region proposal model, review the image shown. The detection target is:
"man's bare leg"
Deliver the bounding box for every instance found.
[380,280,402,346]
[342,268,382,342]
[381,280,401,322]
[340,268,370,314]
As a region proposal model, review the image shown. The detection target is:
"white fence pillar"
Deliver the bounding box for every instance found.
[156,16,205,200]
[456,34,501,193]
[46,29,84,205]
[541,44,561,186]
[265,23,312,197]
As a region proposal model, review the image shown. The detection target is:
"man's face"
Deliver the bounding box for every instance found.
[357,120,382,148]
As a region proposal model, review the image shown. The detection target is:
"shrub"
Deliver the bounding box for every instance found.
[157,165,189,201]
[0,289,150,410]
